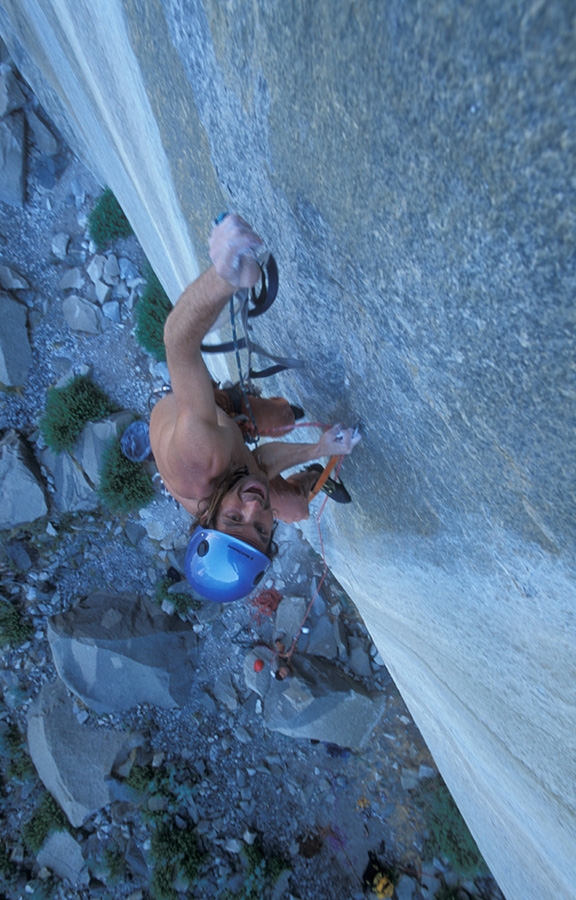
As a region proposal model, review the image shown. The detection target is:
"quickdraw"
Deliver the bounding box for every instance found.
[201,243,303,445]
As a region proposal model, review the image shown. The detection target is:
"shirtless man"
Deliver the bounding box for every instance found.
[149,214,360,602]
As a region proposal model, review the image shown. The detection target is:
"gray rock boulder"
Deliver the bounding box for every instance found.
[274,596,308,649]
[70,410,133,488]
[59,268,84,291]
[51,232,70,260]
[86,254,105,284]
[27,680,133,827]
[26,109,59,156]
[102,299,120,322]
[94,279,111,303]
[0,431,47,528]
[0,62,24,115]
[48,590,198,713]
[0,110,25,206]
[102,254,120,285]
[36,830,89,885]
[40,447,98,513]
[0,264,30,290]
[244,648,386,750]
[62,294,100,333]
[0,291,32,385]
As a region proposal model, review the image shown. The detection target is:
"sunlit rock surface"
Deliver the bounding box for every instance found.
[0,2,573,897]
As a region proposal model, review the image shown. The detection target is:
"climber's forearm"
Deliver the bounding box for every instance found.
[254,440,324,480]
[164,266,233,368]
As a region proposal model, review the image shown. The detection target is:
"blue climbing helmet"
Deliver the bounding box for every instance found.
[184,526,271,603]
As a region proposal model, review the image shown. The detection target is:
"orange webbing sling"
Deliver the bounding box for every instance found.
[308,455,340,502]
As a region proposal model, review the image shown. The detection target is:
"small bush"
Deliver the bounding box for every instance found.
[98,431,154,514]
[420,780,487,876]
[224,843,290,900]
[22,792,68,852]
[88,187,133,249]
[435,886,462,900]
[126,762,158,795]
[154,576,201,616]
[0,601,33,648]
[0,721,36,781]
[40,374,118,453]
[0,839,15,883]
[104,845,125,883]
[150,821,205,900]
[134,268,172,361]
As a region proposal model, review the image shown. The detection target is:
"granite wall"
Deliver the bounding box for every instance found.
[0,2,574,897]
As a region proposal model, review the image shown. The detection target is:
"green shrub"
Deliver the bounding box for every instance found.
[224,843,290,900]
[435,886,462,900]
[40,374,118,453]
[98,431,154,514]
[0,840,15,883]
[22,792,68,852]
[150,821,205,900]
[126,762,158,795]
[420,780,487,876]
[154,576,201,616]
[103,845,125,883]
[0,601,33,648]
[88,187,133,248]
[125,760,197,820]
[0,721,36,782]
[134,268,172,361]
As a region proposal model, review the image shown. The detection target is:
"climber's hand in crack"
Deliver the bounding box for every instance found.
[208,213,263,288]
[317,424,362,457]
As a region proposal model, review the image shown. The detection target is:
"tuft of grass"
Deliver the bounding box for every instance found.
[150,821,205,900]
[154,576,201,616]
[0,840,15,883]
[103,845,125,883]
[98,430,155,514]
[88,187,133,249]
[22,792,68,852]
[126,762,157,795]
[223,842,290,900]
[435,886,462,900]
[0,601,33,648]
[40,374,118,453]
[0,721,36,782]
[419,779,487,876]
[134,267,172,361]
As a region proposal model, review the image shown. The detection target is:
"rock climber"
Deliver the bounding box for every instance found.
[149,214,360,602]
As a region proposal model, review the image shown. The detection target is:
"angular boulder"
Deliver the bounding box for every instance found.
[0,110,25,206]
[61,294,100,333]
[27,680,133,827]
[40,447,98,513]
[244,649,386,751]
[71,410,133,488]
[48,590,198,713]
[0,62,25,115]
[0,291,32,385]
[0,431,47,528]
[36,830,89,885]
[0,264,30,290]
[26,109,59,156]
